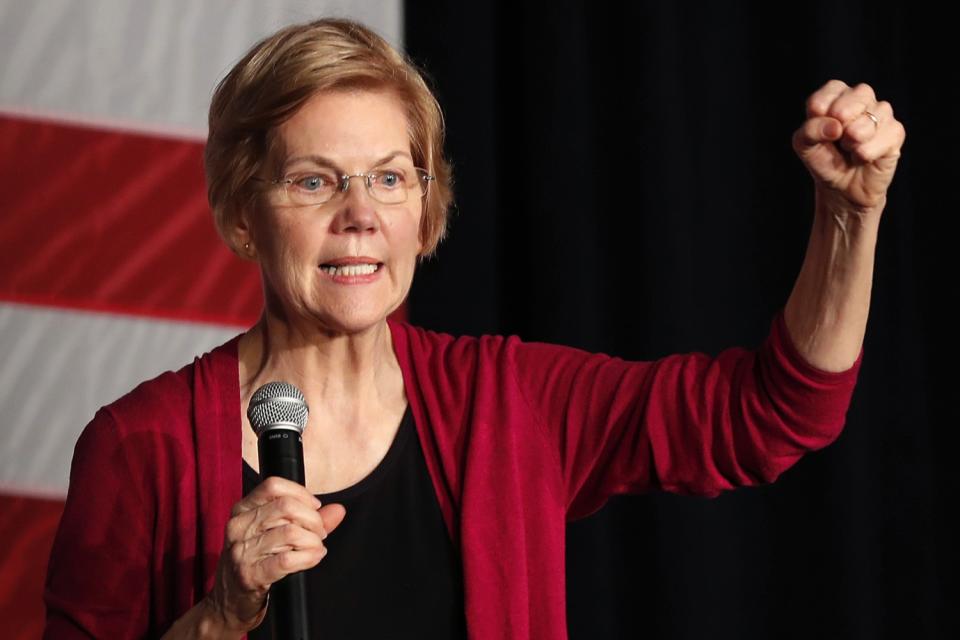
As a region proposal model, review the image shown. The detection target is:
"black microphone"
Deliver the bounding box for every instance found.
[247,381,311,640]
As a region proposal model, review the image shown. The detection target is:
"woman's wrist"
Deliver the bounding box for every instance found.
[197,595,242,639]
[200,590,269,638]
[160,592,266,639]
[813,187,884,238]
[158,597,236,640]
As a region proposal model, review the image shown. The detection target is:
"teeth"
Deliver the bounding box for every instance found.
[322,263,379,276]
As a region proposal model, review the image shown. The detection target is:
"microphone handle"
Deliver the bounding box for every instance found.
[258,429,310,640]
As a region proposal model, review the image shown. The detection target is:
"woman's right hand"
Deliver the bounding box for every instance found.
[205,476,347,634]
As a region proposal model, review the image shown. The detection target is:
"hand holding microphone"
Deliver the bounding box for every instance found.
[205,382,346,637]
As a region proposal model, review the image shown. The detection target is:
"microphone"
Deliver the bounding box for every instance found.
[247,381,311,640]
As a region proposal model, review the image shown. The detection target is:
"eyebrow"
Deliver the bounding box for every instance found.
[282,151,413,173]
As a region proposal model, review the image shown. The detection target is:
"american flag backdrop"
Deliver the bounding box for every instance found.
[0,1,403,636]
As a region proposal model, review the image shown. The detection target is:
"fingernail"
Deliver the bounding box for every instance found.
[314,497,323,509]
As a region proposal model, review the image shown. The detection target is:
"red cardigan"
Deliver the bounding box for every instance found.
[44,311,861,638]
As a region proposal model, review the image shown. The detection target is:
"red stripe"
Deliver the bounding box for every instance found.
[0,115,262,327]
[0,115,408,326]
[0,493,65,639]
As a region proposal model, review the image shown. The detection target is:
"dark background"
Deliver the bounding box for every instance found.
[404,1,955,638]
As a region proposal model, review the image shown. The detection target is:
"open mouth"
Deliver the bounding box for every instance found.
[319,263,383,276]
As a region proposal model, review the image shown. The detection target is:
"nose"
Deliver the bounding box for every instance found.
[330,179,380,235]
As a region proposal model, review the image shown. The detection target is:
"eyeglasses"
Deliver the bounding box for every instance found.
[265,167,434,207]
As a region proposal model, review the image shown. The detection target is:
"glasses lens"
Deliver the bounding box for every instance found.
[284,171,337,206]
[367,170,407,204]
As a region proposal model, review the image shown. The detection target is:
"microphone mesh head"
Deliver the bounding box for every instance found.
[247,381,308,435]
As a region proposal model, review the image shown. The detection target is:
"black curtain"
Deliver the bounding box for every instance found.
[404,1,955,638]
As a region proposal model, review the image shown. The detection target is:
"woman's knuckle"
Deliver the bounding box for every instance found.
[229,541,245,565]
[226,518,244,541]
[263,476,285,493]
[278,495,298,513]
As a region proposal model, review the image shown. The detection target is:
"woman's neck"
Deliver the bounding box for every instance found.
[238,315,405,429]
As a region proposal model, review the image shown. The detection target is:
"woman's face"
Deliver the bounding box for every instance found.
[245,89,423,335]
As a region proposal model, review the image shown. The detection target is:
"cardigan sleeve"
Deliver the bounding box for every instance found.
[509,310,863,520]
[43,408,154,639]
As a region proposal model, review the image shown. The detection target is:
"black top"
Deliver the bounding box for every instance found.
[243,407,467,639]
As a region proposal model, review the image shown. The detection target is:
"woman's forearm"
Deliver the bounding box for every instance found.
[783,191,883,372]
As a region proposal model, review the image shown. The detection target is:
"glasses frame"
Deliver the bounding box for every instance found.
[262,167,435,207]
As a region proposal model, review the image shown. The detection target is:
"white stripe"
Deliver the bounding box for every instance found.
[0,302,240,498]
[0,0,403,136]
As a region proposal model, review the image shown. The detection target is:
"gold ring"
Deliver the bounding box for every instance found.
[863,110,880,128]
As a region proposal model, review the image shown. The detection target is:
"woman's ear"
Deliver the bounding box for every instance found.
[226,208,258,261]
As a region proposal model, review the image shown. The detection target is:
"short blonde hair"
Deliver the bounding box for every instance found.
[204,18,452,256]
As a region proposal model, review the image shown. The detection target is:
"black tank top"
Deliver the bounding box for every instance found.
[243,407,467,639]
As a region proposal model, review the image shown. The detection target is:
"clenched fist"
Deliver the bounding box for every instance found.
[792,80,906,221]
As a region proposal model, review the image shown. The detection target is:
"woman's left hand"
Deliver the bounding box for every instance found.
[792,80,906,221]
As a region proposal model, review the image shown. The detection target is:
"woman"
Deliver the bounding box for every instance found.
[44,17,904,639]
